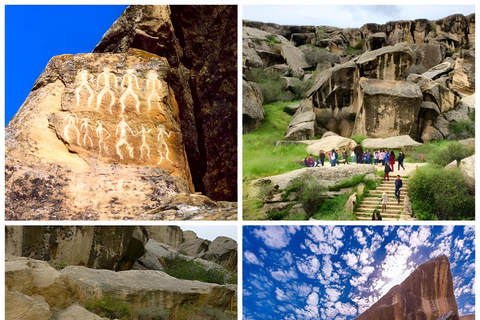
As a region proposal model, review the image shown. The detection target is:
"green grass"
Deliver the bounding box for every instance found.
[85,297,131,320]
[311,193,355,220]
[405,140,474,166]
[351,135,368,146]
[243,100,307,179]
[328,174,366,191]
[264,34,281,46]
[163,259,236,285]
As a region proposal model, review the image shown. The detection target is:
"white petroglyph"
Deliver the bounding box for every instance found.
[75,70,94,108]
[120,69,141,114]
[80,118,94,147]
[64,113,81,145]
[146,70,163,111]
[95,121,111,155]
[116,116,135,159]
[96,66,118,113]
[135,125,153,160]
[157,124,173,165]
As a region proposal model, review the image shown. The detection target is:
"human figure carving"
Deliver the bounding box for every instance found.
[157,124,173,164]
[96,66,118,113]
[80,118,94,147]
[96,120,111,155]
[115,116,134,159]
[134,125,153,160]
[146,70,163,111]
[75,70,94,108]
[119,69,141,114]
[64,113,81,145]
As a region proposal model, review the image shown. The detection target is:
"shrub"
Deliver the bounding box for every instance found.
[428,141,475,167]
[451,119,475,137]
[135,306,171,320]
[299,179,327,218]
[245,68,294,104]
[174,304,234,320]
[351,135,368,145]
[84,297,131,320]
[264,34,281,46]
[301,46,340,66]
[311,192,355,220]
[409,166,474,220]
[54,262,67,270]
[328,174,366,191]
[347,39,365,54]
[163,259,235,285]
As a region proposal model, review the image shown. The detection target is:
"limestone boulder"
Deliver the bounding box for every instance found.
[386,20,415,45]
[459,155,474,194]
[281,77,302,90]
[252,164,375,191]
[257,50,285,67]
[56,304,107,320]
[280,41,311,70]
[5,288,51,320]
[433,114,451,138]
[284,99,316,140]
[203,236,237,270]
[459,315,475,320]
[408,43,446,74]
[5,226,145,271]
[362,136,422,150]
[458,138,475,148]
[444,101,470,122]
[345,193,357,213]
[266,64,290,75]
[421,60,454,80]
[422,125,444,143]
[62,266,235,311]
[182,230,198,242]
[352,78,423,138]
[451,50,475,95]
[93,5,238,202]
[177,238,211,257]
[283,104,300,116]
[356,255,459,320]
[144,226,183,248]
[356,43,413,80]
[367,32,387,50]
[243,80,265,134]
[306,135,356,155]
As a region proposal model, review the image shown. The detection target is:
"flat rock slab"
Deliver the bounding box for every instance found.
[306,135,357,155]
[362,136,422,149]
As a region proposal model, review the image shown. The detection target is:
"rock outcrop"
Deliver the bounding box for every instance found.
[6,5,237,220]
[243,79,265,134]
[355,255,459,320]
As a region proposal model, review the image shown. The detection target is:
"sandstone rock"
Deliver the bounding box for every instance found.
[93,5,238,202]
[266,63,290,75]
[445,160,458,170]
[403,194,414,217]
[352,78,423,138]
[62,266,235,311]
[288,203,305,215]
[56,304,106,320]
[443,102,470,122]
[280,42,311,70]
[356,255,459,320]
[243,80,265,134]
[306,135,357,155]
[345,193,357,213]
[203,236,237,270]
[183,230,198,242]
[386,20,415,45]
[252,164,375,191]
[433,114,451,138]
[281,77,303,90]
[5,288,51,320]
[451,50,475,95]
[422,60,454,80]
[362,136,422,149]
[459,155,475,194]
[408,43,446,74]
[356,43,413,80]
[5,226,144,271]
[458,138,475,148]
[422,125,444,143]
[257,50,285,67]
[459,315,475,320]
[177,239,211,257]
[263,202,293,214]
[367,32,387,50]
[144,226,183,248]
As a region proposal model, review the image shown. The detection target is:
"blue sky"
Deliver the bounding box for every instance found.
[243,225,475,319]
[5,5,128,126]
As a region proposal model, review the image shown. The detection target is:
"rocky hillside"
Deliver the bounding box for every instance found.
[5,5,237,221]
[5,226,237,319]
[355,255,473,320]
[243,13,475,143]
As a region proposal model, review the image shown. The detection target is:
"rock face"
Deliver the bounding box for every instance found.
[6,5,237,220]
[94,5,237,202]
[243,80,265,133]
[355,255,459,320]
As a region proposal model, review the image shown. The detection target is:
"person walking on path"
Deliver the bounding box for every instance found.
[354,144,363,164]
[319,150,325,167]
[342,149,349,164]
[351,150,355,163]
[389,151,395,173]
[378,150,384,166]
[330,149,337,167]
[384,161,392,181]
[395,175,403,204]
[381,192,388,212]
[397,151,405,170]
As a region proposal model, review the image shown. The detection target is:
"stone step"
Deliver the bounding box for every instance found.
[358,204,403,211]
[356,212,400,218]
[357,217,400,221]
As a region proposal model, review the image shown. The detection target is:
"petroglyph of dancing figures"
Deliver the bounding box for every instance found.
[135,125,153,160]
[119,69,141,114]
[80,118,94,147]
[96,66,118,113]
[115,116,135,159]
[146,70,163,111]
[75,70,94,108]
[157,124,173,165]
[96,121,111,155]
[64,113,81,145]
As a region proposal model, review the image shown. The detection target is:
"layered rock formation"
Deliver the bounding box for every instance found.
[5,226,237,318]
[6,5,237,220]
[355,255,459,320]
[243,13,475,142]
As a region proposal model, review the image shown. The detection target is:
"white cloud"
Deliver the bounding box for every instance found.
[382,243,413,279]
[326,287,342,302]
[409,226,431,249]
[335,301,357,316]
[276,287,289,301]
[439,226,455,238]
[270,268,298,282]
[342,252,359,268]
[254,226,298,249]
[353,227,367,245]
[244,251,263,266]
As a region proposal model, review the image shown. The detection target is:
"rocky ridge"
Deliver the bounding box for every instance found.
[5,226,237,319]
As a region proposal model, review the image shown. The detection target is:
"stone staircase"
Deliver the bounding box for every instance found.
[355,162,425,221]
